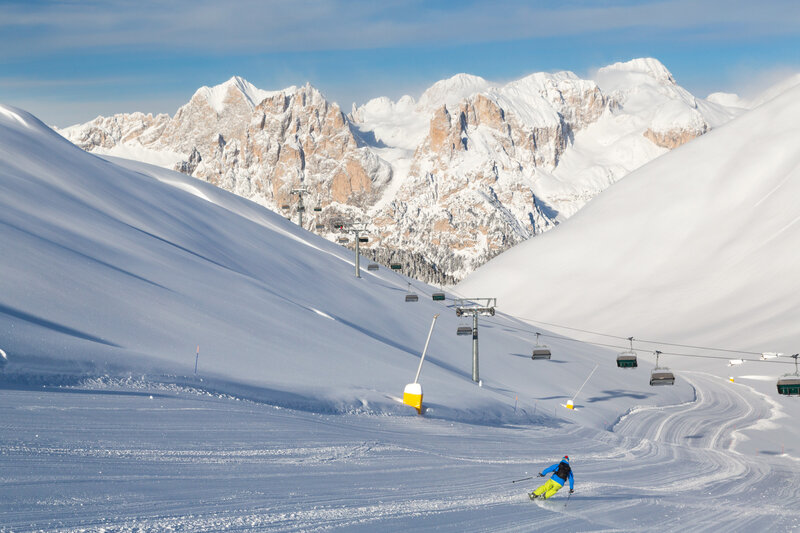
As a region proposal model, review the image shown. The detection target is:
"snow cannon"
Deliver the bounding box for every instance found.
[403,382,423,414]
[402,314,439,415]
[0,348,6,369]
[566,400,575,410]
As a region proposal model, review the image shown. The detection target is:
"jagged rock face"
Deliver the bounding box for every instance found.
[369,82,605,280]
[186,86,390,211]
[641,102,711,149]
[66,112,171,151]
[644,126,708,149]
[60,80,391,235]
[58,62,743,283]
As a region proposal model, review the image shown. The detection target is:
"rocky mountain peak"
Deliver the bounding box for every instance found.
[57,60,746,283]
[190,76,281,114]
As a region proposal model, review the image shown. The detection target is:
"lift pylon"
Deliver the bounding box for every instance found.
[454,298,496,383]
[290,188,309,227]
[333,219,370,278]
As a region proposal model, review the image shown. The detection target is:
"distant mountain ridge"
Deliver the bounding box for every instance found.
[58,58,745,282]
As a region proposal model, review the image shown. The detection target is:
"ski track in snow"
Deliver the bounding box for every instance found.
[2,373,800,532]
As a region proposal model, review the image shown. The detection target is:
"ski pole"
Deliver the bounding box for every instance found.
[564,490,572,509]
[511,476,535,483]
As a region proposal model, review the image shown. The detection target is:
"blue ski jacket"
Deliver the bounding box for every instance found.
[541,460,574,490]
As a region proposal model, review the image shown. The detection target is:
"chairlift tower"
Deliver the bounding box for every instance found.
[333,219,369,278]
[454,298,496,383]
[291,188,309,228]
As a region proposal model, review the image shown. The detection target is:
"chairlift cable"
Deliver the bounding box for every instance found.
[368,270,780,364]
[487,313,764,356]
[481,317,796,365]
[632,338,761,356]
[507,317,629,340]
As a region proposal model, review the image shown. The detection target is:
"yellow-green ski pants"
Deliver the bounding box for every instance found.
[533,478,563,499]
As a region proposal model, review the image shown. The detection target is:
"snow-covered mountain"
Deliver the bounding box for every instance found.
[459,82,800,355]
[58,60,745,282]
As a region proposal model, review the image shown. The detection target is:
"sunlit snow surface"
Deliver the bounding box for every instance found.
[460,84,800,355]
[2,374,799,532]
[1,103,799,531]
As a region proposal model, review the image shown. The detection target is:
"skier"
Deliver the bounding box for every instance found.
[529,455,574,500]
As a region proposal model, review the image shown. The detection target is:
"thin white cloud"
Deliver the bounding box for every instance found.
[0,75,141,89]
[1,0,798,58]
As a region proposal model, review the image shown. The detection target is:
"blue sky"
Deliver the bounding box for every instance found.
[1,0,799,126]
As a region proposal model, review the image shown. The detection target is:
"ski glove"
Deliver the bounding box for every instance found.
[537,473,545,477]
[569,489,574,494]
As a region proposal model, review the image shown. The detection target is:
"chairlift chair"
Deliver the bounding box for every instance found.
[405,283,419,302]
[456,313,472,335]
[358,237,369,243]
[313,206,322,212]
[532,348,551,360]
[649,351,675,386]
[337,237,349,243]
[432,292,446,301]
[281,204,290,210]
[531,332,551,360]
[777,376,800,395]
[650,370,676,386]
[367,263,379,271]
[315,223,325,230]
[777,354,800,396]
[617,336,638,368]
[390,263,402,270]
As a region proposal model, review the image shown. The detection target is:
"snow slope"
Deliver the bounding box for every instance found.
[2,366,799,531]
[459,83,800,352]
[3,103,800,531]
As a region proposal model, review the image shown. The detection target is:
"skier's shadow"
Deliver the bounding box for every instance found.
[568,494,641,501]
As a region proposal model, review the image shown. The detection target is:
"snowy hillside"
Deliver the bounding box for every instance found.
[459,83,800,353]
[3,104,800,531]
